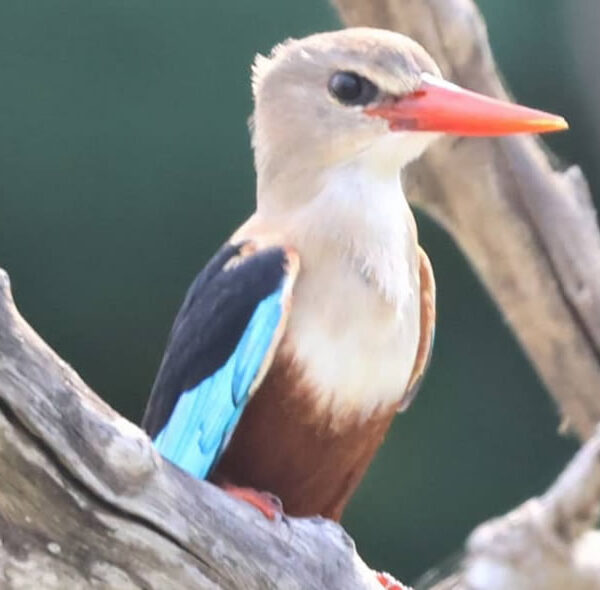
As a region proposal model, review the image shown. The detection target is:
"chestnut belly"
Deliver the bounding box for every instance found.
[211,354,397,521]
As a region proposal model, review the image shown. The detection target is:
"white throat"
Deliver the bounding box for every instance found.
[280,152,420,306]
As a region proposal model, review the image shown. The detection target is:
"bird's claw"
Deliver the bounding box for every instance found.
[375,571,407,590]
[222,483,283,521]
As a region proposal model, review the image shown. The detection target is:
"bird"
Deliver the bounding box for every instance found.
[141,27,568,523]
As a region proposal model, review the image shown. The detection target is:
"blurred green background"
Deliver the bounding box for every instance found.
[0,0,596,583]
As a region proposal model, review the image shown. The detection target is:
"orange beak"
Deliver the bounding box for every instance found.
[365,73,568,136]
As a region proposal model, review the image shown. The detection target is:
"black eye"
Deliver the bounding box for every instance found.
[328,71,379,106]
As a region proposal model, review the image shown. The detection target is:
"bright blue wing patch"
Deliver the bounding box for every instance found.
[153,287,284,479]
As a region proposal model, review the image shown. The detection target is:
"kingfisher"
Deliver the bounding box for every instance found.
[142,28,567,522]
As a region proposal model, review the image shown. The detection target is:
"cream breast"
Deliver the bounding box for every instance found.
[285,249,420,424]
[280,161,422,424]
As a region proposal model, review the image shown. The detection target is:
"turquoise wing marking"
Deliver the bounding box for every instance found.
[153,288,283,479]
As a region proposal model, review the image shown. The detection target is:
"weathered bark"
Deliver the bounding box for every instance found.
[332,0,600,441]
[2,267,600,589]
[0,269,381,589]
[416,426,600,590]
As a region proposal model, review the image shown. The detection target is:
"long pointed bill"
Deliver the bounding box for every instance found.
[365,73,568,136]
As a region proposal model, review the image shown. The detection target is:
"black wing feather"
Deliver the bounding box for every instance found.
[141,242,289,438]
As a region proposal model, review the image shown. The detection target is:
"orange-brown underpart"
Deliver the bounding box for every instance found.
[211,349,397,522]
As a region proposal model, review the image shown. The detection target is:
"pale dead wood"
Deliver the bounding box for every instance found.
[417,425,600,590]
[332,0,600,440]
[4,267,599,590]
[0,268,382,589]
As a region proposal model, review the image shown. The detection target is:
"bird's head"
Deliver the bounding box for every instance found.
[251,28,567,209]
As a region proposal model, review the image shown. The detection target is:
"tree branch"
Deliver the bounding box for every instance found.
[0,268,381,589]
[3,263,599,589]
[332,0,600,441]
[417,425,600,589]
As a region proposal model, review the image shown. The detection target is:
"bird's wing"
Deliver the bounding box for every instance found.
[141,241,299,478]
[399,246,436,411]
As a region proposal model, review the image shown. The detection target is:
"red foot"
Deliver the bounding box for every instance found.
[222,483,282,520]
[376,571,406,590]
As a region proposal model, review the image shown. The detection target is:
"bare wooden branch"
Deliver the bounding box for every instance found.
[0,268,383,590]
[418,426,600,590]
[332,0,600,440]
[4,264,598,589]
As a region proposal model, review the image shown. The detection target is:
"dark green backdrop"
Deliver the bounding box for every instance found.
[1,0,596,583]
